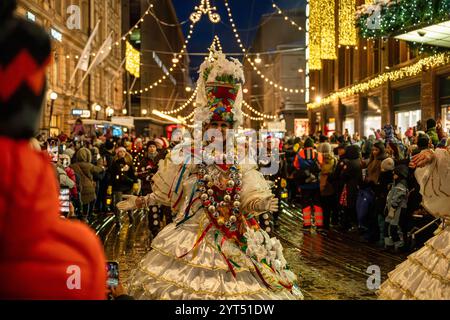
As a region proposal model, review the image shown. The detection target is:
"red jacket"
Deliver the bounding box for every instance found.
[0,138,106,299]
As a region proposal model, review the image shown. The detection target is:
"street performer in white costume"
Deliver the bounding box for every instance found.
[378,142,450,299]
[117,50,302,300]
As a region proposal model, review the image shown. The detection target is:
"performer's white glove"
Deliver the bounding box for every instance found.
[251,195,279,214]
[116,195,139,211]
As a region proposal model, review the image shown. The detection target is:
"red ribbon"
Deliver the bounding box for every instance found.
[178,222,213,259]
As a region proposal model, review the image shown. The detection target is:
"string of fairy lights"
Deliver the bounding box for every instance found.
[124,21,198,95]
[271,1,303,32]
[242,101,277,120]
[223,0,302,95]
[64,2,154,61]
[308,52,450,110]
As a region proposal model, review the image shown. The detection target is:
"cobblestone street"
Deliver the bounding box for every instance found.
[95,202,407,300]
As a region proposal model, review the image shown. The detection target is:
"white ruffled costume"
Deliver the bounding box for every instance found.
[126,50,302,300]
[126,155,302,300]
[378,148,450,300]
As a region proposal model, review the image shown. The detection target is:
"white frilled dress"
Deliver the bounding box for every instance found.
[127,155,303,300]
[378,148,450,300]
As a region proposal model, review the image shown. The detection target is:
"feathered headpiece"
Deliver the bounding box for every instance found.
[194,49,245,129]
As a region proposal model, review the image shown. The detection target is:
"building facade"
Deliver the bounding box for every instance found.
[16,0,124,137]
[307,1,450,137]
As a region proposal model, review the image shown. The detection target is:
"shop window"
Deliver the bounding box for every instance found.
[395,110,421,133]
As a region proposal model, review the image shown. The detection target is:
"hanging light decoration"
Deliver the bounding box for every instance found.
[190,0,221,24]
[308,0,322,70]
[320,0,337,60]
[308,52,450,109]
[339,0,357,46]
[125,41,140,78]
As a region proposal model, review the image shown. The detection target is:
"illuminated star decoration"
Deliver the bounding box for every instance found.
[190,0,221,24]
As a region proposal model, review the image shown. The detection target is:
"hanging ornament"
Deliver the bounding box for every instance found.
[190,0,221,24]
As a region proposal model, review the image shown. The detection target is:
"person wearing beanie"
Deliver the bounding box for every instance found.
[110,146,138,210]
[426,118,439,147]
[384,164,409,251]
[293,137,324,229]
[365,141,387,184]
[0,1,106,300]
[318,142,338,229]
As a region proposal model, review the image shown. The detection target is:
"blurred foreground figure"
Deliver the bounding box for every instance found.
[0,0,106,299]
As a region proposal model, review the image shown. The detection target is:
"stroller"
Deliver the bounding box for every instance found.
[404,207,441,252]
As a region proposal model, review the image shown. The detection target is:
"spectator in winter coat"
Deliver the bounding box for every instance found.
[384,165,409,251]
[339,145,363,231]
[294,138,323,228]
[71,148,105,222]
[318,142,337,229]
[373,158,395,246]
[365,141,388,184]
[110,147,138,209]
[426,118,439,147]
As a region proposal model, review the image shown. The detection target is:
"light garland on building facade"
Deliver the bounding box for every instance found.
[271,1,303,31]
[307,52,450,110]
[338,0,357,46]
[223,0,302,94]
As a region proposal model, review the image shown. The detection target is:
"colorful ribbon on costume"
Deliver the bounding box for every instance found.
[178,222,213,259]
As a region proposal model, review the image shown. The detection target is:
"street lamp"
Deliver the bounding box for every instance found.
[106,107,114,117]
[243,88,249,94]
[94,104,102,120]
[122,109,127,115]
[254,54,262,64]
[141,109,148,116]
[48,91,58,130]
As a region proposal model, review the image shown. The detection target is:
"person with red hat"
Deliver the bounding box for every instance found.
[0,1,106,299]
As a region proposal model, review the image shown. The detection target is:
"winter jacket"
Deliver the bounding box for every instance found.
[385,179,408,226]
[0,138,106,299]
[426,127,439,147]
[340,145,362,208]
[319,153,337,196]
[65,166,79,199]
[366,147,387,184]
[71,148,104,204]
[56,165,75,189]
[110,157,137,193]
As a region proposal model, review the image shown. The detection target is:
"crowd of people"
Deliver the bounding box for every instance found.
[274,118,447,253]
[37,120,177,236]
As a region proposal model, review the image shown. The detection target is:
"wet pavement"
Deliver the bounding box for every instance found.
[93,202,407,300]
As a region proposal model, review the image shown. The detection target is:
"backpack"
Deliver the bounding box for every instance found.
[294,150,321,185]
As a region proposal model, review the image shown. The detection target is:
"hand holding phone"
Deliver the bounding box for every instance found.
[106,261,119,289]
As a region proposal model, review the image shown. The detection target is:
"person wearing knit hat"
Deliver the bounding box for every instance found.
[0,0,106,300]
[380,157,395,172]
[318,142,337,229]
[383,164,409,251]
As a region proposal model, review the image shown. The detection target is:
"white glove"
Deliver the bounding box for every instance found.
[252,195,279,214]
[116,196,138,211]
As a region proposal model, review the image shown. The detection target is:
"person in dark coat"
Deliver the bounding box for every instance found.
[110,147,138,209]
[339,145,362,231]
